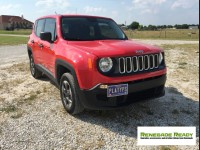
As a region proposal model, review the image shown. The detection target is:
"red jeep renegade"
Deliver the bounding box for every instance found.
[27,15,167,114]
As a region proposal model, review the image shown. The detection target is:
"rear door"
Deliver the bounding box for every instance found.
[41,18,57,74]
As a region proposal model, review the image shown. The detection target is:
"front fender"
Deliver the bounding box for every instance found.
[55,46,98,89]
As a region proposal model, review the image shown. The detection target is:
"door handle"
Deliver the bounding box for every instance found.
[38,43,43,48]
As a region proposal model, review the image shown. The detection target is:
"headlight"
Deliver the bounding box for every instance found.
[99,57,113,73]
[159,52,164,64]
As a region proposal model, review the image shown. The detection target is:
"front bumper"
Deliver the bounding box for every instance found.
[78,74,166,110]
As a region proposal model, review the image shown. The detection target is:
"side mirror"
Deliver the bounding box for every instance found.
[40,32,52,43]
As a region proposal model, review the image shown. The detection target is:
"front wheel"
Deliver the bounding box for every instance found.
[60,73,84,115]
[29,54,42,79]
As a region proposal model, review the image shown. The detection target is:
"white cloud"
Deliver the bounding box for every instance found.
[35,0,70,10]
[0,4,20,13]
[111,10,119,18]
[84,6,106,13]
[141,9,158,14]
[171,0,198,9]
[111,11,118,15]
[133,0,166,5]
[130,0,166,14]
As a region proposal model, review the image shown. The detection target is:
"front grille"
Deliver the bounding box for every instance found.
[119,54,160,74]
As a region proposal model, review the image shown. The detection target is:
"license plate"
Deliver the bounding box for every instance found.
[107,84,128,97]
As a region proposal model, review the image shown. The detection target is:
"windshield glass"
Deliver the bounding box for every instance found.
[61,17,127,41]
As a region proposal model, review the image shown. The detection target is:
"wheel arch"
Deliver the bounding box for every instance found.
[55,59,79,87]
[27,46,32,58]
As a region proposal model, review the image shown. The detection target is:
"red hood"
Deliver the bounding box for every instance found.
[67,40,162,57]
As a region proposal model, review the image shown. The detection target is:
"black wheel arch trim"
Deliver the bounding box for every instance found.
[55,59,80,88]
[27,46,32,58]
[55,59,86,108]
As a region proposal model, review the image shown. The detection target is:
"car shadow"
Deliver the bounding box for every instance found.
[38,76,199,138]
[75,87,199,138]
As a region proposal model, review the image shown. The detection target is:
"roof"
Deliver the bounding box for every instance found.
[0,15,33,24]
[36,14,112,20]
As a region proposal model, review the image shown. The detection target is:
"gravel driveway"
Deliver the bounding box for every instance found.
[0,40,199,150]
[0,45,28,66]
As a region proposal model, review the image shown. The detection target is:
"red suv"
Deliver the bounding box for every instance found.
[27,15,166,114]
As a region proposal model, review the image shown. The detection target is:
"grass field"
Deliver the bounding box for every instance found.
[0,36,28,45]
[0,29,199,46]
[0,29,32,35]
[124,29,199,40]
[0,29,199,40]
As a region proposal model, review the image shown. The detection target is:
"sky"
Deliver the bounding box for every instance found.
[0,0,199,25]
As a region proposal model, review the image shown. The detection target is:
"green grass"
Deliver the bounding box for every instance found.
[125,29,199,40]
[18,94,38,105]
[0,29,31,35]
[0,105,17,113]
[0,29,199,46]
[11,112,23,119]
[0,36,28,45]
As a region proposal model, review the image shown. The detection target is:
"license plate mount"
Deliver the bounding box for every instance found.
[107,84,128,97]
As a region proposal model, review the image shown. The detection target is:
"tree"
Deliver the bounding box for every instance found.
[175,24,189,29]
[143,26,148,30]
[129,21,140,30]
[138,25,143,30]
[167,25,173,29]
[148,25,157,30]
[182,24,189,29]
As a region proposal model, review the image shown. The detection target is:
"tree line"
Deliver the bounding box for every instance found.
[122,21,199,30]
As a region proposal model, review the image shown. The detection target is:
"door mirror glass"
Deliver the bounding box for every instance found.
[40,32,52,43]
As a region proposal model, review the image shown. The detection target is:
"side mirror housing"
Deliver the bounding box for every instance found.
[40,32,52,43]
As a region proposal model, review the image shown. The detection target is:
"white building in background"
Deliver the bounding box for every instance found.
[189,26,199,29]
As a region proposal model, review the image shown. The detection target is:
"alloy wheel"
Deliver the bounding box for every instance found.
[62,80,73,109]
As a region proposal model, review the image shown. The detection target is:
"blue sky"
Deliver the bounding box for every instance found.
[0,0,199,25]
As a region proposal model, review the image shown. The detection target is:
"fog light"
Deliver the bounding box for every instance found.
[100,85,108,89]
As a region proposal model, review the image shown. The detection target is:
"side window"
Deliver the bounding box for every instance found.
[34,21,38,34]
[44,18,56,41]
[36,19,45,37]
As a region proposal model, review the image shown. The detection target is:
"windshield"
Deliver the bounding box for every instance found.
[61,17,127,41]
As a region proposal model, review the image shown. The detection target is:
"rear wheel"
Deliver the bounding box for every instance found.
[60,73,84,115]
[29,54,42,79]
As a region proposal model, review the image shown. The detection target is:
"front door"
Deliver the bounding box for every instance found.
[40,18,57,75]
[34,19,45,64]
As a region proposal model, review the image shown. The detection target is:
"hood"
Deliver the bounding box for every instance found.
[67,40,162,58]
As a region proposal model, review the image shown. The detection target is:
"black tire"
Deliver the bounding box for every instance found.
[29,54,42,79]
[60,73,84,115]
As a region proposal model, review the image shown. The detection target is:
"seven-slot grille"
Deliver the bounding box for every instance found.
[119,54,160,74]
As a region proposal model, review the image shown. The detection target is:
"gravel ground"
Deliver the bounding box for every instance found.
[0,44,28,65]
[0,40,199,150]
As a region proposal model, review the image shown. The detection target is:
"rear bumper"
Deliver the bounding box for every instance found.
[78,74,166,110]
